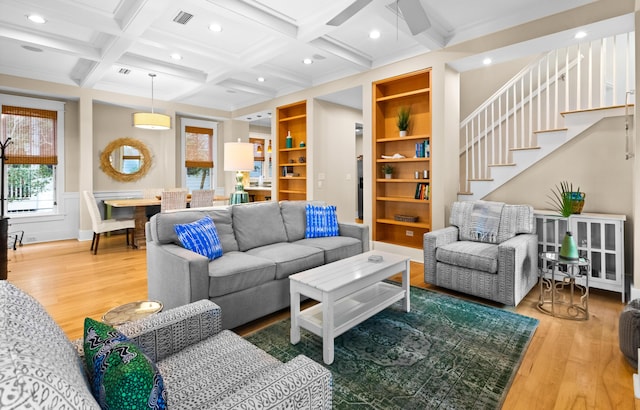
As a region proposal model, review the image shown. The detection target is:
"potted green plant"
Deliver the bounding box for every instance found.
[547,181,585,217]
[397,106,410,137]
[381,164,394,179]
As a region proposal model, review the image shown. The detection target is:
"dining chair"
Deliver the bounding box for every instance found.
[143,188,163,219]
[160,190,188,212]
[190,189,216,208]
[82,191,135,254]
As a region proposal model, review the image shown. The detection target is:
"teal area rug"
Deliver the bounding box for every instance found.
[245,286,538,409]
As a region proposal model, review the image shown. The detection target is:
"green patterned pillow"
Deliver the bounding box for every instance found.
[83,318,167,409]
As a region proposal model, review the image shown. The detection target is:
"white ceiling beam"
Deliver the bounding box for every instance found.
[217,78,277,97]
[0,24,101,59]
[254,63,312,89]
[117,54,207,83]
[208,0,298,38]
[80,0,174,88]
[310,36,371,69]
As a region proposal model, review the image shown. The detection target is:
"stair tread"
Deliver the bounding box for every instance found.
[560,104,632,116]
[488,163,516,167]
[533,128,568,134]
[468,178,494,181]
[458,191,473,196]
[510,146,541,151]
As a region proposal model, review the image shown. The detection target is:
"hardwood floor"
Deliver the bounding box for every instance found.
[5,236,638,409]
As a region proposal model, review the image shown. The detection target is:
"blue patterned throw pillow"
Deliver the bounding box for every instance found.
[305,204,339,238]
[174,215,223,260]
[83,318,167,410]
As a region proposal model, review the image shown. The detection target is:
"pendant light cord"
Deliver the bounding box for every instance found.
[149,73,156,114]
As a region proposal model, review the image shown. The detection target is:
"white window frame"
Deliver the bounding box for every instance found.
[180,118,218,190]
[0,94,65,221]
[249,131,272,180]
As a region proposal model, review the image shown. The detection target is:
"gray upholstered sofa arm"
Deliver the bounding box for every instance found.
[339,223,370,252]
[146,239,210,310]
[214,355,333,409]
[115,299,222,362]
[497,233,538,306]
[423,226,459,283]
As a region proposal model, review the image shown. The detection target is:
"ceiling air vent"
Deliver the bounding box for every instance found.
[173,11,194,25]
[118,68,131,75]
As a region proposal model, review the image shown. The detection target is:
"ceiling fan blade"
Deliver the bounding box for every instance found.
[326,0,373,26]
[397,0,431,35]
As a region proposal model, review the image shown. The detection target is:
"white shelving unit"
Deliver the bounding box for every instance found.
[534,210,626,302]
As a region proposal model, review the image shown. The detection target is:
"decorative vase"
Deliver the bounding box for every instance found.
[385,174,392,179]
[559,231,579,260]
[563,192,585,214]
[286,131,293,148]
[399,130,407,137]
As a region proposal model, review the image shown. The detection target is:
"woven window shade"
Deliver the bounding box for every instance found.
[2,106,57,165]
[185,126,213,168]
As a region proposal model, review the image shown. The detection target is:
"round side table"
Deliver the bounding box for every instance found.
[538,252,590,320]
[102,300,163,326]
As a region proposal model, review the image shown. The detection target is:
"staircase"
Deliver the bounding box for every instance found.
[459,32,635,201]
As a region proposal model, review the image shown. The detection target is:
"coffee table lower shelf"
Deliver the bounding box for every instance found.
[297,282,405,343]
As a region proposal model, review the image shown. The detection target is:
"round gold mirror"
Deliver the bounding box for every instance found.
[100,137,152,182]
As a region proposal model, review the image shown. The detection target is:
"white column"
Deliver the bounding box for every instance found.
[78,91,93,239]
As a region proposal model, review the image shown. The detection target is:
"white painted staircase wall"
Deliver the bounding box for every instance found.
[460,106,630,201]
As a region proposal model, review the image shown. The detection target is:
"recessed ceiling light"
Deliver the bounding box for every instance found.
[257,77,265,82]
[369,30,380,39]
[170,53,182,60]
[209,23,222,32]
[574,31,587,39]
[27,14,46,24]
[483,57,492,66]
[303,58,313,65]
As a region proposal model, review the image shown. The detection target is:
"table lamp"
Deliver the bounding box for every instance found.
[224,139,254,204]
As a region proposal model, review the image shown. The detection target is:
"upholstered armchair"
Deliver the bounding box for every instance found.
[423,200,538,306]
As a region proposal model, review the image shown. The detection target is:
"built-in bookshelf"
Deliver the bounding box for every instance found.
[372,68,432,248]
[276,100,307,201]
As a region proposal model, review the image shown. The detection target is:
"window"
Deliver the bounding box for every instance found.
[249,137,264,179]
[0,96,65,215]
[249,133,272,180]
[181,119,217,191]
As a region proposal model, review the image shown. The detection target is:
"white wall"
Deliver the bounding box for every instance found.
[311,99,363,222]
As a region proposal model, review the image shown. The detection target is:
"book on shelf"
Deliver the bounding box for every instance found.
[414,182,430,200]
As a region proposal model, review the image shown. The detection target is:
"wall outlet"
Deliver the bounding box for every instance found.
[27,236,36,242]
[405,230,414,237]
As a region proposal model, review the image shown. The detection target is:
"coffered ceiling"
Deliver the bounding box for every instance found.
[0,0,632,114]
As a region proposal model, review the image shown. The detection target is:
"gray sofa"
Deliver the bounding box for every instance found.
[0,280,332,409]
[146,200,369,329]
[423,200,538,306]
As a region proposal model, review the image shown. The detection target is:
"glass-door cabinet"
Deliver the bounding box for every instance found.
[534,211,626,302]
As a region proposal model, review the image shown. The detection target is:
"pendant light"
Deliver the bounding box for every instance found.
[133,73,171,130]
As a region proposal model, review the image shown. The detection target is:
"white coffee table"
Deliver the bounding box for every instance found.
[289,250,410,364]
